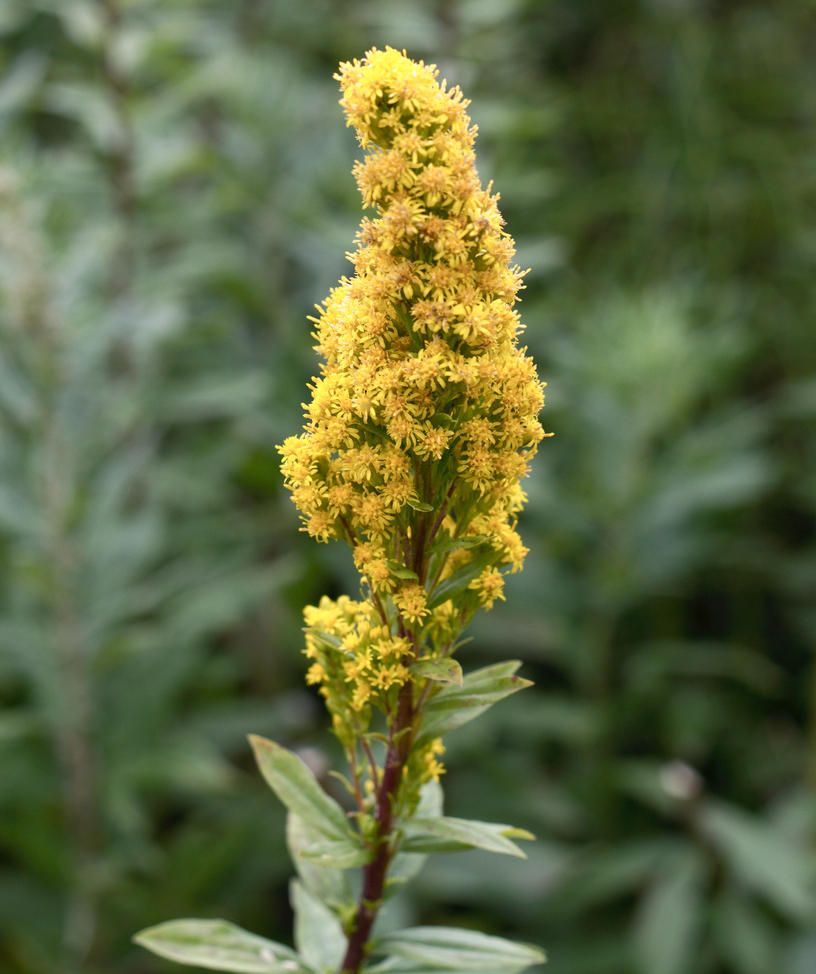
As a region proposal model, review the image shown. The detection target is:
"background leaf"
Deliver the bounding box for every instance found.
[632,851,703,974]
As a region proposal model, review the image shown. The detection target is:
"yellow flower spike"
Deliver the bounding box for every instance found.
[279,43,546,785]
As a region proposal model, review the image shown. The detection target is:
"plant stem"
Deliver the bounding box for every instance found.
[44,423,100,974]
[340,681,415,973]
[99,0,137,301]
[340,471,436,972]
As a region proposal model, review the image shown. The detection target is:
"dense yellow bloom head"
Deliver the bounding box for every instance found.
[279,48,548,748]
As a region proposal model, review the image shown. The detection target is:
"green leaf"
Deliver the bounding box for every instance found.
[699,801,816,922]
[291,880,346,973]
[0,51,46,115]
[248,736,353,843]
[387,560,420,580]
[286,813,354,910]
[366,968,500,974]
[407,499,434,512]
[427,549,495,609]
[430,412,455,428]
[374,926,546,972]
[133,919,308,973]
[411,658,463,687]
[299,838,372,868]
[430,535,490,555]
[552,839,672,913]
[304,629,342,650]
[401,816,533,858]
[387,780,444,895]
[416,662,533,744]
[788,931,816,974]
[365,965,500,974]
[711,889,777,974]
[633,851,703,974]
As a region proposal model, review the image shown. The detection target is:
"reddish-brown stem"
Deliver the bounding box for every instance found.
[340,682,415,973]
[428,479,458,546]
[339,461,440,971]
[339,514,358,546]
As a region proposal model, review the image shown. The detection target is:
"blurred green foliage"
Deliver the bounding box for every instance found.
[0,1,813,972]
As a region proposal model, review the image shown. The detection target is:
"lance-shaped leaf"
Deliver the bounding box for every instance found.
[374,926,546,972]
[388,559,420,580]
[133,919,309,973]
[401,816,534,858]
[365,965,502,974]
[430,535,490,556]
[427,548,496,609]
[633,850,703,974]
[698,801,816,921]
[411,657,463,686]
[291,880,346,973]
[387,780,443,895]
[416,661,532,744]
[406,498,433,512]
[248,736,355,844]
[287,812,355,908]
[365,967,499,974]
[299,837,372,868]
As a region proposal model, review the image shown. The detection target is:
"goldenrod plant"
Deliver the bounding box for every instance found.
[136,47,548,974]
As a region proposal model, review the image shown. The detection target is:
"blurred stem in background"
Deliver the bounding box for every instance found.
[99,0,136,299]
[44,354,100,972]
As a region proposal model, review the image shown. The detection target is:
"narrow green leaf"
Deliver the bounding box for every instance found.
[133,919,307,973]
[411,658,463,687]
[401,816,534,858]
[387,560,420,580]
[304,629,342,650]
[788,931,816,974]
[375,926,546,972]
[291,880,346,973]
[387,780,443,895]
[431,535,490,555]
[407,499,434,512]
[552,839,672,913]
[416,662,532,744]
[416,777,445,817]
[365,966,500,974]
[633,851,703,974]
[430,412,455,428]
[457,660,524,689]
[712,889,777,974]
[299,838,372,868]
[286,813,354,910]
[699,801,816,921]
[427,549,495,609]
[248,736,352,842]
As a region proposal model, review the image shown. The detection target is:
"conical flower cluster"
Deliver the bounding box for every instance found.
[279,48,547,751]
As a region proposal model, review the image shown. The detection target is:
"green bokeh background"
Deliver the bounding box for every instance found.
[1,1,814,972]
